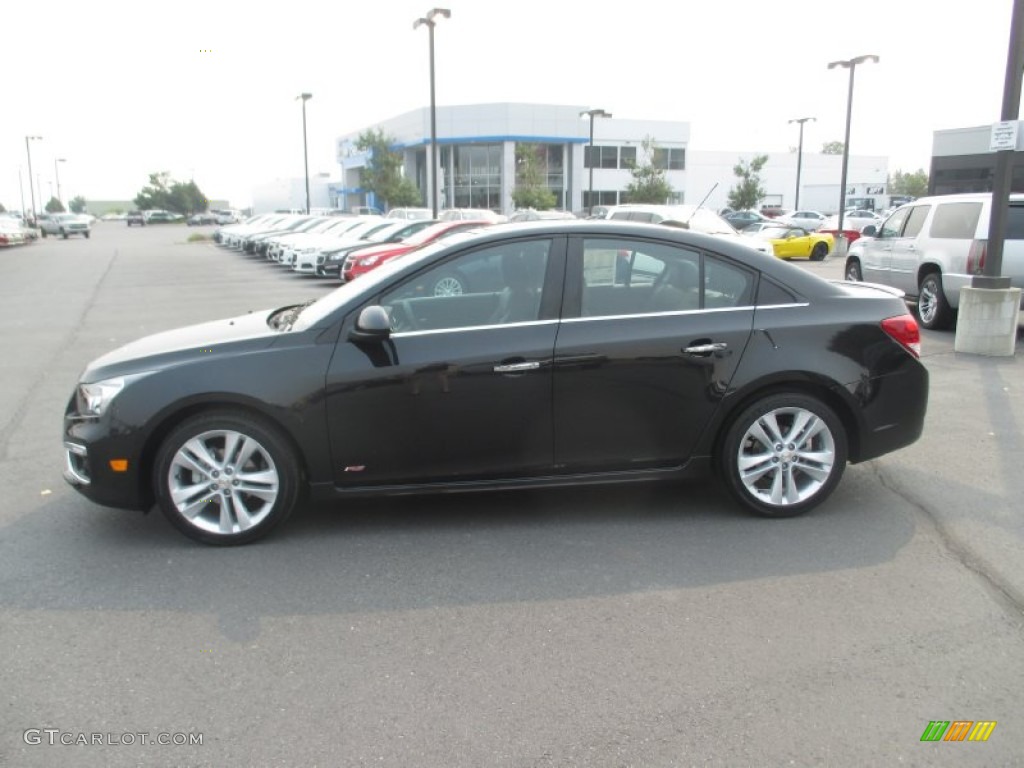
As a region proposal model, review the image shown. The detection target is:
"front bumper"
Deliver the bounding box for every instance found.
[62,417,149,511]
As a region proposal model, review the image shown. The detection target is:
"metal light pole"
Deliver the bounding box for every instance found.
[788,117,815,209]
[414,8,451,219]
[18,168,26,216]
[828,55,879,241]
[580,109,612,215]
[55,158,66,210]
[25,136,41,222]
[298,93,313,214]
[975,0,1024,288]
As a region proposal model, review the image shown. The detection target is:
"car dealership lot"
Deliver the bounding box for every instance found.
[2,223,1024,766]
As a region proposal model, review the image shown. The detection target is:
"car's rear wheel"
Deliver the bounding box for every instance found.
[720,393,847,517]
[432,273,466,296]
[41,229,48,238]
[810,242,828,261]
[844,258,862,281]
[154,411,301,545]
[61,230,68,239]
[84,231,90,239]
[917,271,953,330]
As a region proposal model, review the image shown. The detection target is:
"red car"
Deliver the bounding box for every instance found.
[341,219,494,282]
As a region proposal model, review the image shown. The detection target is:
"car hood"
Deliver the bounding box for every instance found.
[83,309,280,381]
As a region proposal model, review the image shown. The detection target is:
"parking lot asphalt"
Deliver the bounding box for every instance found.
[1,223,1023,766]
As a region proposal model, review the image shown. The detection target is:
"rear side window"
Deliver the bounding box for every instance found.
[929,202,982,239]
[902,205,930,238]
[1006,205,1024,239]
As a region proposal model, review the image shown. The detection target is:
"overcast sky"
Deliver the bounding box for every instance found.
[2,0,1018,211]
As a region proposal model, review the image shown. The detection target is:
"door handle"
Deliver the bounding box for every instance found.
[684,342,728,355]
[493,361,541,373]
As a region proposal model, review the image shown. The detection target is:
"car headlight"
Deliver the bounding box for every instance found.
[76,373,151,417]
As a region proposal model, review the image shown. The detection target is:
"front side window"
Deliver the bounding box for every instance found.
[879,207,910,238]
[380,239,552,332]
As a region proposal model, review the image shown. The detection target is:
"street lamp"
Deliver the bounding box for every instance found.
[55,158,66,211]
[828,55,879,244]
[25,136,41,223]
[414,8,451,219]
[580,108,612,215]
[297,93,313,214]
[788,117,815,210]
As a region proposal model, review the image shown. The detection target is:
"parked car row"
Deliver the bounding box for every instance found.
[213,212,500,284]
[0,215,35,246]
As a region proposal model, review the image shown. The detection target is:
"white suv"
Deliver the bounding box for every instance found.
[845,193,1024,329]
[604,204,774,256]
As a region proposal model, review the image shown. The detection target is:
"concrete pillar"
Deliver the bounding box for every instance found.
[953,287,1022,356]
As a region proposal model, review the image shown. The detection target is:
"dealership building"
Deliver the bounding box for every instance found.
[253,102,890,215]
[929,123,1024,195]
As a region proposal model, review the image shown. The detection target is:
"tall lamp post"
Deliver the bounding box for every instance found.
[414,7,451,219]
[580,108,612,215]
[297,93,312,214]
[788,117,815,210]
[828,55,878,244]
[25,136,41,222]
[55,158,66,211]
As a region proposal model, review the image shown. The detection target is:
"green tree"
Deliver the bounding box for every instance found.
[623,136,674,204]
[69,196,87,213]
[888,168,929,198]
[512,143,557,210]
[134,172,209,214]
[355,128,423,210]
[45,197,66,213]
[821,141,845,155]
[727,155,769,210]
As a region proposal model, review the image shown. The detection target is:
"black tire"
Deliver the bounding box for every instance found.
[84,231,90,239]
[61,230,68,239]
[41,229,48,238]
[153,410,301,545]
[844,258,862,282]
[916,271,953,330]
[810,242,828,261]
[719,393,848,518]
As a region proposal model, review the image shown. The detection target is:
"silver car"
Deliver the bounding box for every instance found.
[40,213,91,239]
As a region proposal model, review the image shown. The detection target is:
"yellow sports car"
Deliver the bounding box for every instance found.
[745,224,834,261]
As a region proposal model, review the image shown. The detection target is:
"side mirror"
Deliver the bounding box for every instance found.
[349,305,391,342]
[861,224,878,237]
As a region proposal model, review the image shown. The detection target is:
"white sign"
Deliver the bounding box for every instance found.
[990,120,1020,151]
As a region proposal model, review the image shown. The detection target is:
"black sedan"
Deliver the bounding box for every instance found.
[63,221,928,545]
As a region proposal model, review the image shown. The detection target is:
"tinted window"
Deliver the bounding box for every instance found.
[757,279,797,306]
[902,205,930,238]
[1005,204,1024,239]
[380,240,551,331]
[879,207,910,238]
[929,202,983,239]
[579,239,752,316]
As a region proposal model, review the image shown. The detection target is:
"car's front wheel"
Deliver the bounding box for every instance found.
[917,271,953,330]
[720,393,847,517]
[61,230,68,239]
[154,410,301,545]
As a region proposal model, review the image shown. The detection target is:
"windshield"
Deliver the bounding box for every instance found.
[750,227,790,239]
[291,231,483,331]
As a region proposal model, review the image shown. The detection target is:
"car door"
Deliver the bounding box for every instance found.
[552,235,756,473]
[774,228,805,259]
[323,236,565,486]
[859,207,909,284]
[887,204,931,294]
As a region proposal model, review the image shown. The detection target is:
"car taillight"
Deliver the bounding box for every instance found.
[881,314,921,358]
[967,239,987,274]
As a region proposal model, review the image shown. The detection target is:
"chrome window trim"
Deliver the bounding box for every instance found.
[391,319,560,338]
[564,305,759,323]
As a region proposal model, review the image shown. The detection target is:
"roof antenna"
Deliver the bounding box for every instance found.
[685,182,718,226]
